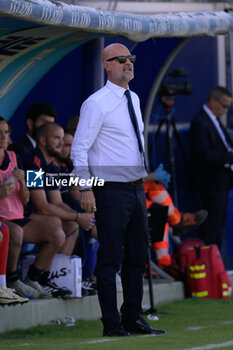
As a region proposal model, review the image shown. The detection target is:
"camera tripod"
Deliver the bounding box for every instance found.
[151,95,189,207]
[144,89,190,315]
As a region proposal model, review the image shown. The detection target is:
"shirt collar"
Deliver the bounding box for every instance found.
[35,146,57,168]
[203,104,218,123]
[0,150,9,170]
[26,133,37,148]
[106,80,128,98]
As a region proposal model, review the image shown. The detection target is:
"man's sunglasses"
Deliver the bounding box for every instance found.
[106,55,136,64]
[217,99,232,110]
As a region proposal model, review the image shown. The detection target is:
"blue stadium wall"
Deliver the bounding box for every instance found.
[8,35,218,140]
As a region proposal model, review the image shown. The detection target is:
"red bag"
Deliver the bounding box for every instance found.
[185,245,232,299]
[177,238,204,272]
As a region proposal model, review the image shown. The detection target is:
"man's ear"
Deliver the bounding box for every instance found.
[103,61,110,73]
[39,135,46,147]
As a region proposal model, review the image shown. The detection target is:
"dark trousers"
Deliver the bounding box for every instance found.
[196,189,229,249]
[93,182,148,328]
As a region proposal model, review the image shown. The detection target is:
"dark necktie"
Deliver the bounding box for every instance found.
[125,89,148,172]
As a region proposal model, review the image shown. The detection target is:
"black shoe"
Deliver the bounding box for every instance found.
[103,325,131,337]
[173,210,208,236]
[82,278,97,296]
[122,316,166,335]
[39,279,72,298]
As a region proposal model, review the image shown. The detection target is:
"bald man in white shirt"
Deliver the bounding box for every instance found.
[71,43,166,337]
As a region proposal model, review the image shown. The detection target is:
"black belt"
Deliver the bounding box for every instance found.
[126,178,143,185]
[105,179,143,186]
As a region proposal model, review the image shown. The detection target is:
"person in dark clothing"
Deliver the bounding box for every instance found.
[9,102,57,157]
[189,86,233,249]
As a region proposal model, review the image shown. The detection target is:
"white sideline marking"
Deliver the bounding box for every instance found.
[15,345,35,347]
[185,327,206,331]
[79,338,118,344]
[183,340,233,350]
[223,321,233,324]
[0,344,36,347]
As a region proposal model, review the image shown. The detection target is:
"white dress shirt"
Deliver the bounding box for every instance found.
[71,80,147,183]
[26,133,36,148]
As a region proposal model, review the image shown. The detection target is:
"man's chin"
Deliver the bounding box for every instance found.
[124,73,134,82]
[47,150,62,158]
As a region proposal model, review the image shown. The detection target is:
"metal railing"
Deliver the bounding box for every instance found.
[59,0,232,3]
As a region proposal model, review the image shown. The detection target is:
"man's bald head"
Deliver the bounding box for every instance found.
[102,43,134,89]
[35,122,62,142]
[102,43,130,63]
[36,122,64,159]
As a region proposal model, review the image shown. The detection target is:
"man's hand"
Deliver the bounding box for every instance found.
[80,190,97,213]
[0,179,15,197]
[77,212,95,231]
[13,168,26,184]
[144,172,156,182]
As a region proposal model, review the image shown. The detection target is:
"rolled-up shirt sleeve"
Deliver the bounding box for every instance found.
[70,99,104,184]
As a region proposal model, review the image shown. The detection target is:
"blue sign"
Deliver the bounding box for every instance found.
[26,169,45,188]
